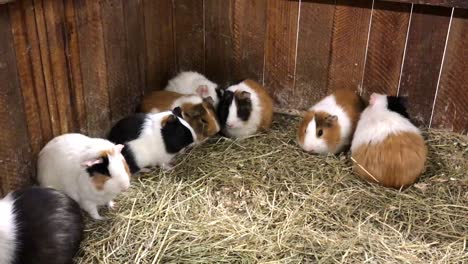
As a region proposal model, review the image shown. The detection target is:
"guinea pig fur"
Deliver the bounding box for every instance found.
[107,110,197,173]
[37,133,131,220]
[0,187,83,264]
[351,93,427,189]
[140,90,220,141]
[165,71,221,107]
[297,89,365,154]
[217,79,273,138]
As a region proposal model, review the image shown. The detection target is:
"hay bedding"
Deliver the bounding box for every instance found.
[76,114,468,264]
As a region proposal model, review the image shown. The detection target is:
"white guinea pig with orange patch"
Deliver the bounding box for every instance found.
[351,93,427,189]
[165,71,221,107]
[297,89,365,154]
[217,79,274,138]
[37,133,131,220]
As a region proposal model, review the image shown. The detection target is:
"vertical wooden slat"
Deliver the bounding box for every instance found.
[263,0,299,107]
[231,0,267,83]
[362,1,411,96]
[74,0,110,137]
[432,9,468,134]
[328,0,372,93]
[398,5,451,126]
[204,0,235,87]
[143,0,176,92]
[294,0,335,109]
[173,0,204,73]
[0,5,33,196]
[101,0,133,125]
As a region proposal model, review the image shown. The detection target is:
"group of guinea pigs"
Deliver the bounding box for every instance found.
[0,71,427,264]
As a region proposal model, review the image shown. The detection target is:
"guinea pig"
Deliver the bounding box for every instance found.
[37,133,131,220]
[140,91,220,141]
[0,187,83,264]
[297,89,366,154]
[217,79,273,138]
[107,109,197,173]
[351,93,427,189]
[165,71,221,107]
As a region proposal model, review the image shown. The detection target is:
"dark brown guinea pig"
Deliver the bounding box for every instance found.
[140,90,220,141]
[350,93,427,189]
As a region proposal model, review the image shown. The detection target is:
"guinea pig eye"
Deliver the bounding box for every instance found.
[201,118,207,124]
[317,129,323,137]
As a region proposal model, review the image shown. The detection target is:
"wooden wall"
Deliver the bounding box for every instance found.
[0,0,467,195]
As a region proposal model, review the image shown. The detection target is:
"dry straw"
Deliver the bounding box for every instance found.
[76,115,468,263]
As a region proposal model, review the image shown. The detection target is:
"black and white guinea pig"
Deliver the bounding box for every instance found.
[108,108,197,172]
[351,93,427,189]
[297,89,366,154]
[0,187,83,264]
[165,71,222,107]
[217,79,273,138]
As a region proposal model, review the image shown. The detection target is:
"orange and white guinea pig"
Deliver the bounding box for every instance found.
[297,89,365,154]
[140,90,220,141]
[351,93,427,189]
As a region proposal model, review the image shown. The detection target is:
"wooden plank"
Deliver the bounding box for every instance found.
[398,5,451,126]
[0,5,33,195]
[173,0,204,73]
[263,0,299,108]
[362,1,411,96]
[74,0,111,137]
[100,0,133,125]
[231,0,267,83]
[381,0,468,9]
[143,0,175,92]
[431,8,468,134]
[64,0,87,134]
[204,0,235,87]
[328,0,373,92]
[294,0,335,109]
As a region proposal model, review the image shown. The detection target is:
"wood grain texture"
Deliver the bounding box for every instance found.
[362,1,411,96]
[295,0,335,109]
[432,9,468,134]
[101,0,133,125]
[143,0,175,92]
[232,0,267,83]
[74,0,111,137]
[398,5,451,126]
[173,0,204,73]
[328,0,372,92]
[380,0,468,9]
[204,0,235,87]
[263,0,299,107]
[0,6,33,195]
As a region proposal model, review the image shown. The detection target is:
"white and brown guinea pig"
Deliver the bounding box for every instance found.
[217,79,274,138]
[0,187,83,264]
[351,93,427,189]
[298,89,365,154]
[108,109,197,172]
[140,90,219,141]
[37,133,131,220]
[165,71,221,107]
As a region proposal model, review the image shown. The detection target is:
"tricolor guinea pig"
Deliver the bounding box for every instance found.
[107,109,197,173]
[165,71,222,107]
[37,133,131,220]
[217,79,273,138]
[140,90,219,141]
[0,187,83,264]
[297,89,365,154]
[351,93,427,189]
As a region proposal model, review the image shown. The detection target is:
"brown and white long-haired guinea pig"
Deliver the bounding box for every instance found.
[217,79,273,138]
[297,89,365,154]
[350,93,427,189]
[140,91,220,141]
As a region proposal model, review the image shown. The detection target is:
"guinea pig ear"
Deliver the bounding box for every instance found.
[196,85,209,97]
[114,144,124,153]
[216,87,224,98]
[239,91,251,100]
[81,158,103,167]
[325,115,338,125]
[161,114,177,127]
[172,106,183,117]
[203,96,214,106]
